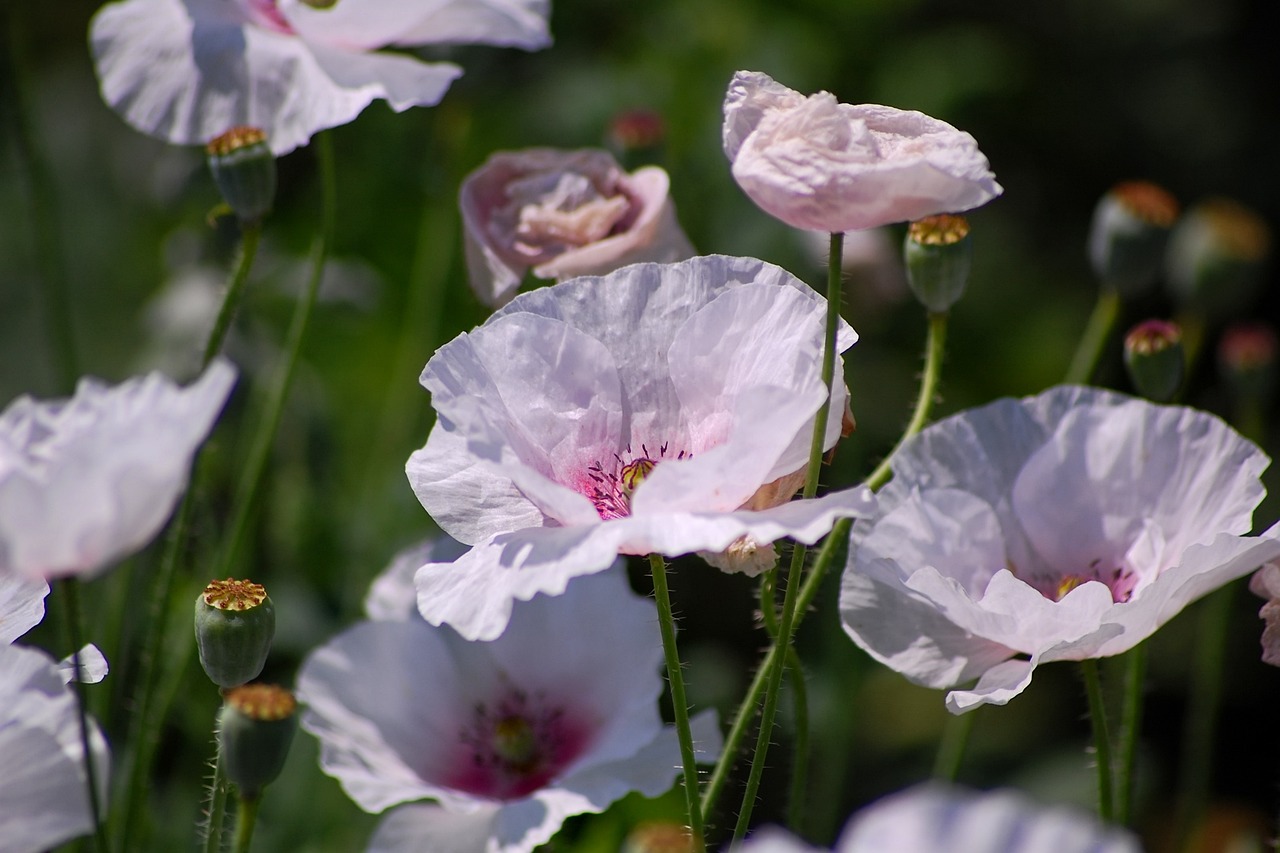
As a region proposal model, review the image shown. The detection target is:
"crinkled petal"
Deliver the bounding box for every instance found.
[90,0,460,155]
[284,0,551,52]
[368,803,499,853]
[365,536,468,621]
[57,644,109,685]
[944,657,1038,714]
[0,574,48,643]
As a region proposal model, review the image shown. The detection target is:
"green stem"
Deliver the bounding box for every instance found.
[202,748,228,853]
[1080,659,1114,822]
[648,554,704,849]
[202,223,262,369]
[57,580,109,853]
[231,796,261,853]
[932,706,976,782]
[1175,584,1234,848]
[1065,289,1121,385]
[702,306,951,825]
[213,134,335,579]
[1116,643,1146,826]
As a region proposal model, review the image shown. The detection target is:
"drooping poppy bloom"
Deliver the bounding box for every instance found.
[460,148,695,306]
[841,385,1280,713]
[297,568,720,853]
[723,70,1002,233]
[406,255,875,641]
[90,0,551,155]
[0,360,235,580]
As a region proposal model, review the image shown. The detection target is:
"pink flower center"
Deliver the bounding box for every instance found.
[1027,558,1139,604]
[243,0,296,34]
[444,689,591,800]
[583,443,688,520]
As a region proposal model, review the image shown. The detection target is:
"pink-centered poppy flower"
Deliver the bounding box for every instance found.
[406,255,876,641]
[741,784,1139,853]
[723,71,1002,233]
[90,0,551,156]
[297,568,720,853]
[841,385,1280,713]
[460,148,695,306]
[0,643,110,853]
[0,360,235,580]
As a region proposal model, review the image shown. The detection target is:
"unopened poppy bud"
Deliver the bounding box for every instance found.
[622,821,697,853]
[607,109,666,168]
[1123,320,1184,402]
[218,684,297,801]
[195,578,275,688]
[1087,180,1179,298]
[1219,322,1278,404]
[904,214,972,313]
[1166,198,1270,321]
[206,126,276,225]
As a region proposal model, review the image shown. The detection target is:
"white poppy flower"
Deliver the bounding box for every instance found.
[841,385,1280,713]
[0,643,109,853]
[90,0,552,156]
[741,784,1139,853]
[297,569,721,853]
[405,255,877,641]
[0,360,236,580]
[363,535,468,622]
[460,148,695,306]
[723,71,1002,233]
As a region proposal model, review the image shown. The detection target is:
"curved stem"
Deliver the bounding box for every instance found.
[1116,643,1146,826]
[231,796,261,853]
[785,647,810,833]
[213,134,335,579]
[866,312,949,492]
[57,580,109,853]
[1065,289,1121,385]
[1080,659,1114,822]
[202,223,262,369]
[648,554,704,849]
[932,706,976,782]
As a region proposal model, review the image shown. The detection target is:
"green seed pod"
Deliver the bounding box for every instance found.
[904,214,973,314]
[1088,180,1179,299]
[1123,320,1184,403]
[195,578,275,689]
[218,684,297,801]
[1219,322,1278,406]
[1166,198,1270,322]
[206,126,276,226]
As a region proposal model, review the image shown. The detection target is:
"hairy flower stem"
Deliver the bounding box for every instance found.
[202,222,262,369]
[704,304,950,828]
[1080,659,1115,822]
[232,796,261,853]
[932,707,976,782]
[648,553,704,849]
[213,133,335,579]
[731,232,845,842]
[202,750,229,853]
[57,580,109,853]
[1065,289,1120,385]
[757,572,812,832]
[1116,644,1146,826]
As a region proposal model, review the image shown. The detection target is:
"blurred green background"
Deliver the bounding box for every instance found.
[4,0,1280,849]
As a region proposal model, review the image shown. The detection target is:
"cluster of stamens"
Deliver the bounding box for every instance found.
[453,688,581,800]
[1047,559,1138,604]
[584,443,688,520]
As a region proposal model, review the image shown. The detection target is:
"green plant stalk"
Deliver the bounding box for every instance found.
[1174,585,1234,848]
[202,223,262,369]
[1080,659,1115,822]
[648,554,704,849]
[232,796,261,853]
[57,580,109,853]
[1065,288,1121,385]
[202,750,229,853]
[213,134,335,579]
[702,307,950,822]
[730,232,844,841]
[785,647,810,832]
[1116,643,1146,826]
[932,706,977,782]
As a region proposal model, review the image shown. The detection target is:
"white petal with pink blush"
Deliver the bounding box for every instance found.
[841,385,1280,713]
[406,255,875,641]
[296,569,722,853]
